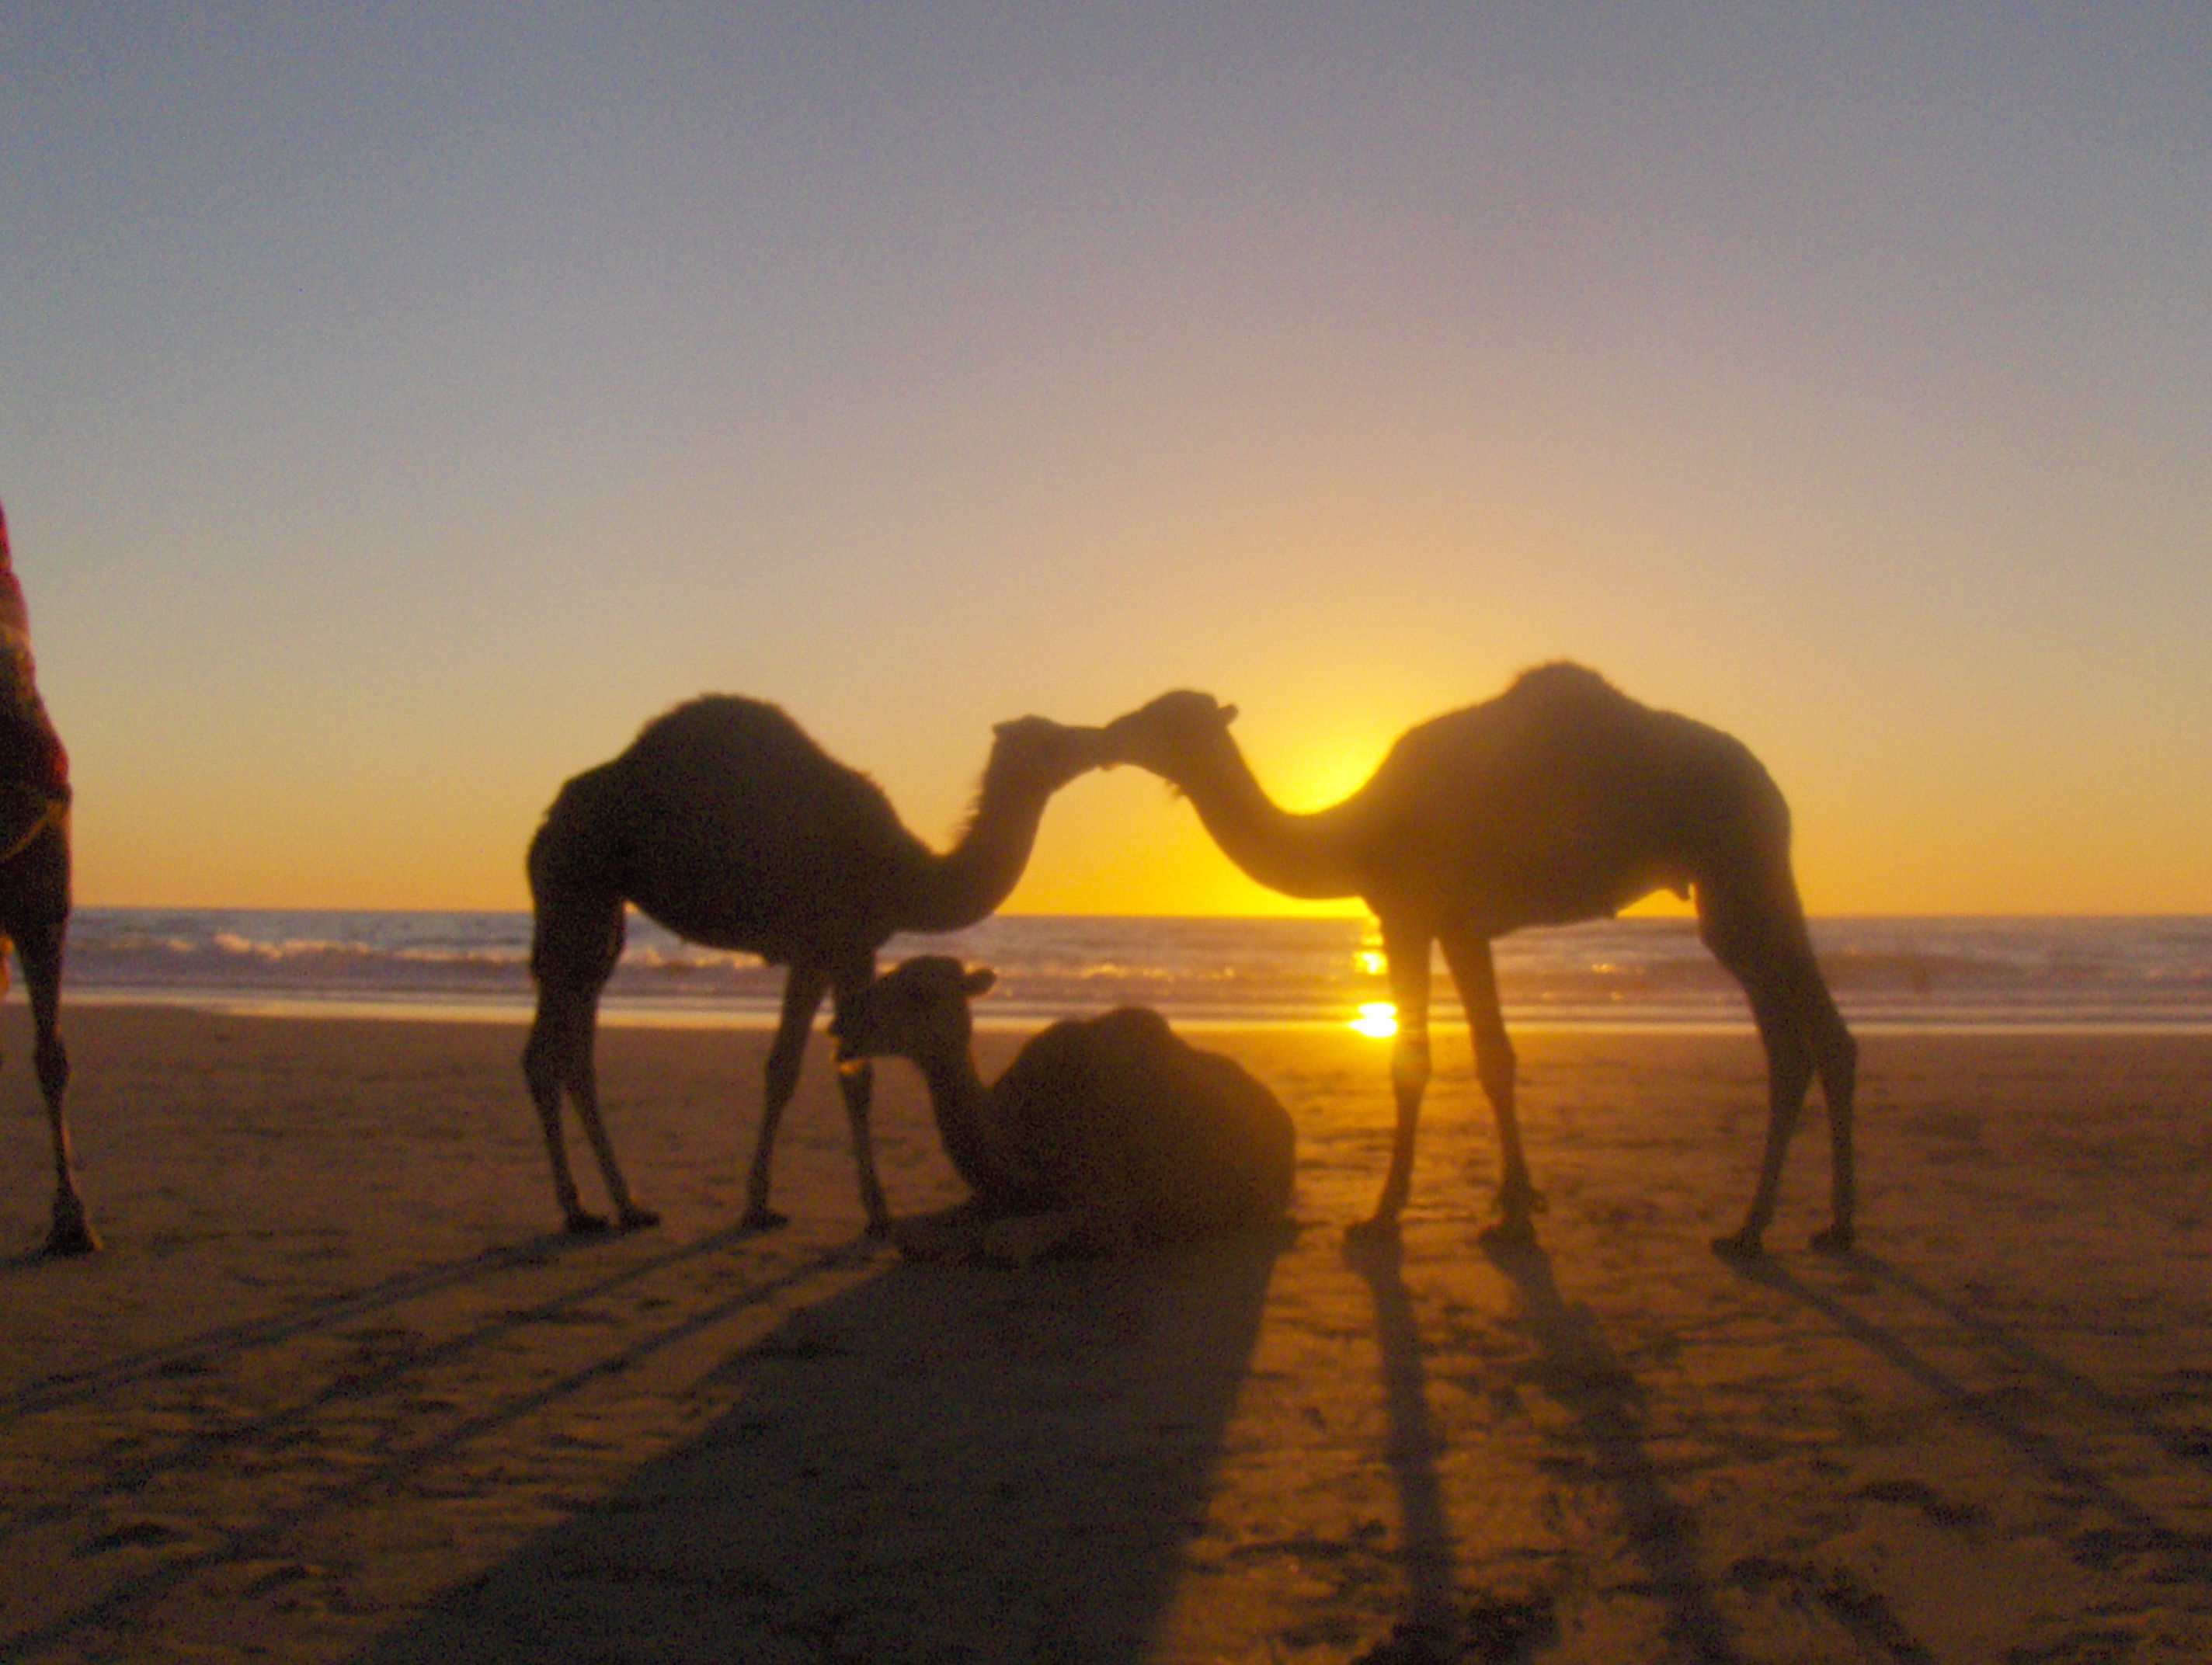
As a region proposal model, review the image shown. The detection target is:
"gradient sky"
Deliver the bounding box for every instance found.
[2,4,2206,916]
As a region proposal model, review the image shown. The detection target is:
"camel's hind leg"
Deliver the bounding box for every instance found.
[1802,969,1857,1251]
[14,905,92,1257]
[743,962,831,1231]
[0,809,92,1257]
[1701,881,1858,1257]
[525,892,652,1233]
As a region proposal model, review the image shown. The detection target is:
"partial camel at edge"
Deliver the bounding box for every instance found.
[0,498,87,1256]
[523,697,1108,1236]
[1101,662,1856,1257]
[830,954,1296,1264]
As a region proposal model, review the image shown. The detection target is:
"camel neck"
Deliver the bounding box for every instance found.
[913,1045,1025,1205]
[1175,735,1365,902]
[903,768,1054,933]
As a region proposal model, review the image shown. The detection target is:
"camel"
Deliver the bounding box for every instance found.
[829,954,1296,1264]
[0,499,89,1256]
[523,697,1108,1236]
[1101,662,1857,1257]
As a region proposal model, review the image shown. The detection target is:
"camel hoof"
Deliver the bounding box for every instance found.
[43,1197,99,1257]
[862,1214,895,1240]
[740,1205,790,1233]
[1810,1225,1855,1256]
[617,1207,661,1232]
[1710,1231,1766,1261]
[565,1211,613,1236]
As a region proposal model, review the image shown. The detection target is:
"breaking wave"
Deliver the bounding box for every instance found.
[49,909,2212,1031]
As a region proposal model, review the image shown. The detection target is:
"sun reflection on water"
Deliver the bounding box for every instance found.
[1349,1002,1398,1038]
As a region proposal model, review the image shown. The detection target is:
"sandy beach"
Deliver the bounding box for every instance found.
[4,1004,2211,1662]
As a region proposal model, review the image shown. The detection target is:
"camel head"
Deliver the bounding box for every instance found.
[833,956,997,1066]
[982,716,1114,800]
[1099,690,1240,786]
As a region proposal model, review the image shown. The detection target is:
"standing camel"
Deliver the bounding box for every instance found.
[1102,662,1856,1257]
[0,500,88,1256]
[524,697,1107,1236]
[830,955,1295,1264]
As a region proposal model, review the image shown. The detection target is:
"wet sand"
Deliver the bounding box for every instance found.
[4,1004,2212,1662]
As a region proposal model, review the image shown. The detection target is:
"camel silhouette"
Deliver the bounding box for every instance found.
[830,954,1295,1264]
[0,499,87,1256]
[1102,662,1856,1256]
[523,697,1108,1236]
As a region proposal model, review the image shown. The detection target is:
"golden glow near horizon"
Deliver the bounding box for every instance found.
[12,11,2212,918]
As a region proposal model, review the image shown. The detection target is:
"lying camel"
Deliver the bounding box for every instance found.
[831,956,1295,1264]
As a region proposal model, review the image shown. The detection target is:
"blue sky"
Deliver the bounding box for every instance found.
[3,3,2207,912]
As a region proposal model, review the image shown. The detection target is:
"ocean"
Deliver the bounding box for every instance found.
[44,910,2212,1034]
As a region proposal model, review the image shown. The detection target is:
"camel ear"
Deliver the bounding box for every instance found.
[963,967,997,997]
[1219,703,1239,725]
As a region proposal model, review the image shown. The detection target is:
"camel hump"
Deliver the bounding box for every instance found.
[1503,659,1627,710]
[1069,1008,1296,1234]
[615,695,809,787]
[606,693,928,905]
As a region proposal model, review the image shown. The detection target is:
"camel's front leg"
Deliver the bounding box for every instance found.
[525,890,645,1232]
[567,1018,659,1232]
[522,990,594,1230]
[830,959,892,1236]
[745,964,831,1230]
[1440,927,1540,1245]
[1350,919,1434,1242]
[524,982,655,1233]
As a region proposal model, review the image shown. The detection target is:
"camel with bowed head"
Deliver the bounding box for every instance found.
[1101,662,1857,1257]
[830,955,1295,1264]
[524,697,1108,1236]
[0,502,87,1256]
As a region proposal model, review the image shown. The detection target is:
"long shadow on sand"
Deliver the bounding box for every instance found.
[1730,1252,2212,1586]
[0,1224,805,1543]
[1856,1251,2212,1471]
[0,1231,621,1423]
[1480,1238,1750,1665]
[0,1228,858,1663]
[349,1234,1285,1664]
[1341,1234,1459,1639]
